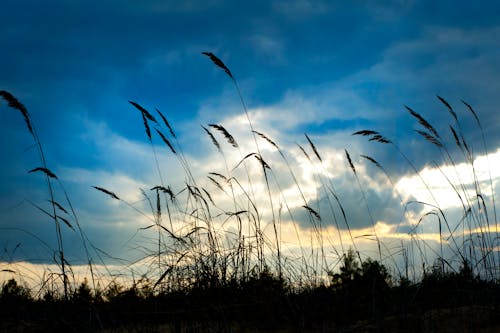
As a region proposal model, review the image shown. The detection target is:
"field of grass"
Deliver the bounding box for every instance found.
[1,53,499,332]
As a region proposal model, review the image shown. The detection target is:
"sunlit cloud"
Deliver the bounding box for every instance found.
[396,149,500,210]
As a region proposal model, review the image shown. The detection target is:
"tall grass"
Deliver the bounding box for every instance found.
[1,91,71,298]
[1,53,499,304]
[1,91,104,299]
[353,96,498,280]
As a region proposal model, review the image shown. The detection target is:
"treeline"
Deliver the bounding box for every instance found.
[2,252,499,332]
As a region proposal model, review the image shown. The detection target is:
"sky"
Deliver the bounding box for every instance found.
[1,0,500,283]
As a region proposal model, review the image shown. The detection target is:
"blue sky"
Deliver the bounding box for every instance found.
[1,0,500,280]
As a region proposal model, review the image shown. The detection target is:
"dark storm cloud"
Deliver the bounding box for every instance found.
[290,178,420,230]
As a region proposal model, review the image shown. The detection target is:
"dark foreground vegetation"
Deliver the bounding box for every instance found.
[1,255,500,332]
[2,53,500,332]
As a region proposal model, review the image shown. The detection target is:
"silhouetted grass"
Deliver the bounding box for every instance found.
[1,53,500,331]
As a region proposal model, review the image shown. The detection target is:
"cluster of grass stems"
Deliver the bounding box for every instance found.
[1,53,499,330]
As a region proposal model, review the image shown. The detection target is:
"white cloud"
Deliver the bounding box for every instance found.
[396,148,500,211]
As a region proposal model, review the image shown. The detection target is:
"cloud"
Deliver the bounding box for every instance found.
[196,79,499,239]
[396,148,500,210]
[287,157,415,230]
[353,25,500,129]
[2,105,497,275]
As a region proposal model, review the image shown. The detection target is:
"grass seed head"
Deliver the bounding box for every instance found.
[202,52,234,79]
[0,90,34,135]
